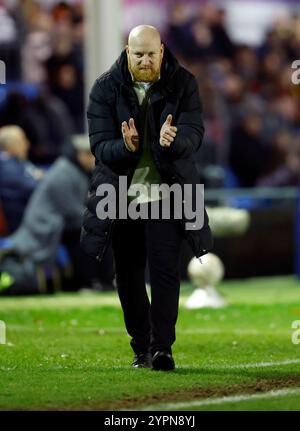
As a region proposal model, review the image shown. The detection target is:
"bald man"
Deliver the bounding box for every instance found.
[0,126,43,232]
[81,25,213,371]
[0,126,30,161]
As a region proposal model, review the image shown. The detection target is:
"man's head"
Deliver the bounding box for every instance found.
[126,25,164,82]
[0,126,29,160]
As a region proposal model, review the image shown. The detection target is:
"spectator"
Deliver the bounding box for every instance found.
[0,4,22,80]
[0,135,114,295]
[229,113,268,187]
[257,134,300,187]
[44,2,85,132]
[46,60,84,133]
[0,91,74,164]
[0,125,43,233]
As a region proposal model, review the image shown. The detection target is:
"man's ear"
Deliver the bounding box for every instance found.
[125,45,129,55]
[161,43,164,57]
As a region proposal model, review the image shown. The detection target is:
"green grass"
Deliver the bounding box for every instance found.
[1,275,300,411]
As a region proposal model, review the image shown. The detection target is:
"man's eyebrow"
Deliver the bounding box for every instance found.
[133,50,157,55]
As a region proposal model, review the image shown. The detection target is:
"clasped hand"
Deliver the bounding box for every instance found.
[121,114,177,152]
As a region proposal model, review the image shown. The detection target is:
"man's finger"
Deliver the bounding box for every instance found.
[122,121,129,134]
[129,118,136,130]
[164,135,174,143]
[165,114,172,126]
[160,138,171,147]
[164,130,176,138]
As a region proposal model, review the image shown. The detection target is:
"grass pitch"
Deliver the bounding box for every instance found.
[1,275,300,411]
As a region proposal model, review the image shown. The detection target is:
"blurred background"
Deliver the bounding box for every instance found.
[0,0,300,295]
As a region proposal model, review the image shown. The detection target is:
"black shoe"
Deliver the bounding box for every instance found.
[132,352,152,369]
[152,350,175,371]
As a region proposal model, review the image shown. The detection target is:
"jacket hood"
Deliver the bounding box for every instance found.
[109,45,180,92]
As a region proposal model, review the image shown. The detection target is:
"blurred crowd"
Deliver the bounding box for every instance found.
[0,0,85,164]
[1,1,299,182]
[0,1,105,294]
[166,3,300,188]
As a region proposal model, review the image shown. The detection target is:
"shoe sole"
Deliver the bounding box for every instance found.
[152,354,175,371]
[132,364,152,369]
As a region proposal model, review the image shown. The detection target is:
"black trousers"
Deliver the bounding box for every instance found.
[112,207,184,355]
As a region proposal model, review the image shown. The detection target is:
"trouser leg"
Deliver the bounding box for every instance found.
[112,218,150,354]
[145,219,183,355]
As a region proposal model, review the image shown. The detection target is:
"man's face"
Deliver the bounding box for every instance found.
[126,38,164,82]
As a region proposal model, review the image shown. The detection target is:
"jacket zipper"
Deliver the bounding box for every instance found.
[96,219,116,262]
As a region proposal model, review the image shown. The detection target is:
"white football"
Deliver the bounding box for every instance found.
[187,253,225,287]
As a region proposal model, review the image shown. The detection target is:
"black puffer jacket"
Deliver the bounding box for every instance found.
[81,47,213,261]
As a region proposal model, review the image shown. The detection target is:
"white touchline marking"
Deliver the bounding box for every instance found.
[138,387,300,411]
[168,328,288,336]
[223,358,300,369]
[180,358,300,370]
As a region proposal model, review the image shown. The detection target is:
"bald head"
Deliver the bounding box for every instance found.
[126,25,164,82]
[128,25,161,47]
[0,126,29,160]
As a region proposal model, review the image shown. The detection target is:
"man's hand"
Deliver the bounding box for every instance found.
[160,114,177,147]
[122,118,139,152]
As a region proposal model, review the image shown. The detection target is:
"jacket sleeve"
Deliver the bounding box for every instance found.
[160,74,205,160]
[47,173,84,229]
[87,79,139,167]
